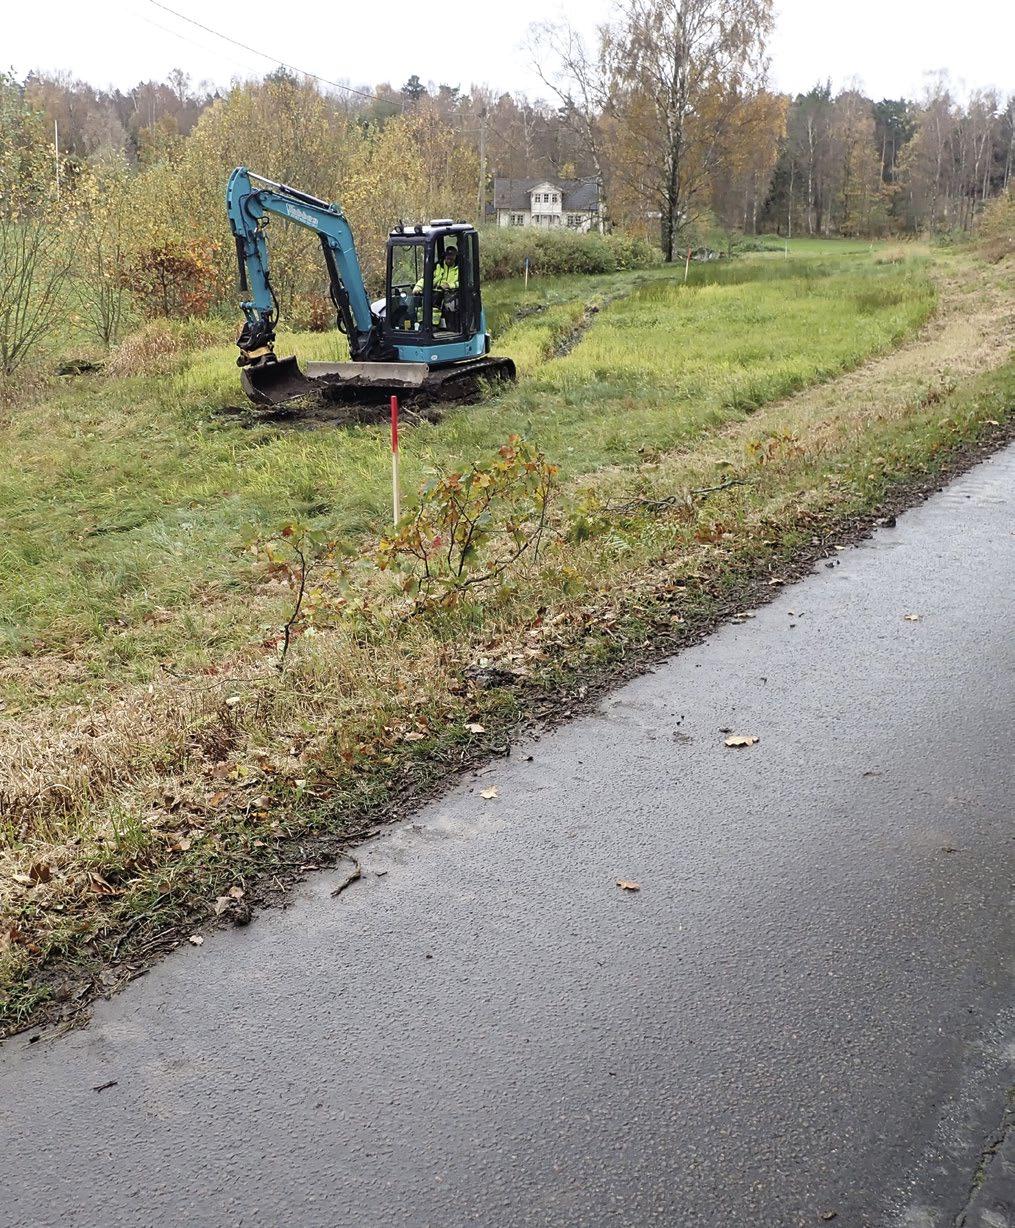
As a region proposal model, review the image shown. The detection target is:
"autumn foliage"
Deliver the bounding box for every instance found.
[121,239,220,319]
[376,436,558,607]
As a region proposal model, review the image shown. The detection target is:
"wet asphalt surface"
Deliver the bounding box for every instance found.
[2,447,1014,1228]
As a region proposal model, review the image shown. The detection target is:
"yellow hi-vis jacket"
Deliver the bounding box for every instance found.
[415,262,459,293]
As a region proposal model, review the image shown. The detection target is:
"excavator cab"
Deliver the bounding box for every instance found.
[385,223,482,345]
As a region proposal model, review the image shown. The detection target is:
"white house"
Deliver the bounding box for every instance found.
[492,178,603,233]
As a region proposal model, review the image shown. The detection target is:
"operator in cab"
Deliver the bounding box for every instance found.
[404,245,459,329]
[423,245,459,294]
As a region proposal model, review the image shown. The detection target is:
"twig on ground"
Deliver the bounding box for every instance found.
[330,856,362,897]
[604,476,753,515]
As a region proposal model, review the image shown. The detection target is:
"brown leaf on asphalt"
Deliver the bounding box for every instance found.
[480,787,499,799]
[188,935,204,946]
[616,880,641,891]
[903,613,921,621]
[724,735,760,747]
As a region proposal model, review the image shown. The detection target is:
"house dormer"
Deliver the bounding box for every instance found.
[528,181,562,216]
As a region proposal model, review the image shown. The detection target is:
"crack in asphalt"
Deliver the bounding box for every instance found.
[954,1089,1015,1227]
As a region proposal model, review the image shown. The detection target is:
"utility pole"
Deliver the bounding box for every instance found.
[787,157,794,241]
[476,106,487,224]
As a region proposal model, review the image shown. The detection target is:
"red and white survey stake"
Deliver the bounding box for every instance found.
[390,395,401,524]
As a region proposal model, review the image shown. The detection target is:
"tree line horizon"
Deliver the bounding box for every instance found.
[2,0,1012,266]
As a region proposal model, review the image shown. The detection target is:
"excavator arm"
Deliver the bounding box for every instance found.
[225,167,385,366]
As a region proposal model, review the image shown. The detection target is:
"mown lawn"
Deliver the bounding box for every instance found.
[6,238,1013,1035]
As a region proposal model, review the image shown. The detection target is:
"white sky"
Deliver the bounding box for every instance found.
[3,0,1012,103]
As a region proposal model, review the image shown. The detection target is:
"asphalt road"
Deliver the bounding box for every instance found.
[3,447,1014,1228]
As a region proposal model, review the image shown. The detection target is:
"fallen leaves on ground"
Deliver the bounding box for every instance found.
[903,612,921,621]
[480,787,498,800]
[188,935,204,946]
[467,723,486,734]
[87,872,119,895]
[616,880,641,891]
[724,735,760,748]
[213,886,245,916]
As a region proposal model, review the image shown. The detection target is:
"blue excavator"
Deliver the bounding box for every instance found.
[226,167,516,407]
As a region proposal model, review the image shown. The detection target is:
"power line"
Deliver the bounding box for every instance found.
[146,0,381,102]
[147,1,539,175]
[133,9,263,77]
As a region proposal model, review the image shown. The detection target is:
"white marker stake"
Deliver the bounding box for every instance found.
[524,256,530,289]
[390,395,401,524]
[684,244,691,283]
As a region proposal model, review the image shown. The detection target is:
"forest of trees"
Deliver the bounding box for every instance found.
[7,13,1013,250]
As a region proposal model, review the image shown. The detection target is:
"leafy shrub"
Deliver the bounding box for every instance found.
[731,234,786,253]
[0,214,72,377]
[977,189,1015,263]
[376,435,558,606]
[478,227,660,281]
[930,227,972,249]
[290,293,335,333]
[121,239,221,318]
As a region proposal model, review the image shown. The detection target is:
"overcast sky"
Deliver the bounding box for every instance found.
[4,0,1012,103]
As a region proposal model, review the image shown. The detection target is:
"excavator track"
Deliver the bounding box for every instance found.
[241,355,516,409]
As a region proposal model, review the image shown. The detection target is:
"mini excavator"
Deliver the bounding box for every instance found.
[226,167,516,407]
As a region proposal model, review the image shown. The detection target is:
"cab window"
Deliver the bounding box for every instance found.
[387,242,424,333]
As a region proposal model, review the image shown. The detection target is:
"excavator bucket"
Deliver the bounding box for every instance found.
[240,355,516,409]
[241,358,425,406]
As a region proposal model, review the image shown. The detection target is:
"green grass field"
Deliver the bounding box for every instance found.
[1,244,934,691]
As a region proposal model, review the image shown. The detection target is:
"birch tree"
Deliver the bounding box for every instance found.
[602,0,774,259]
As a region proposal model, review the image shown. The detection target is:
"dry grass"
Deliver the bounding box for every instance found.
[105,318,228,378]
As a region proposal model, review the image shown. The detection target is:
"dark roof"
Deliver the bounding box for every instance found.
[493,177,600,212]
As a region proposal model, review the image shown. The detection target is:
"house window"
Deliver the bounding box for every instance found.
[510,213,525,226]
[552,194,559,204]
[566,213,581,228]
